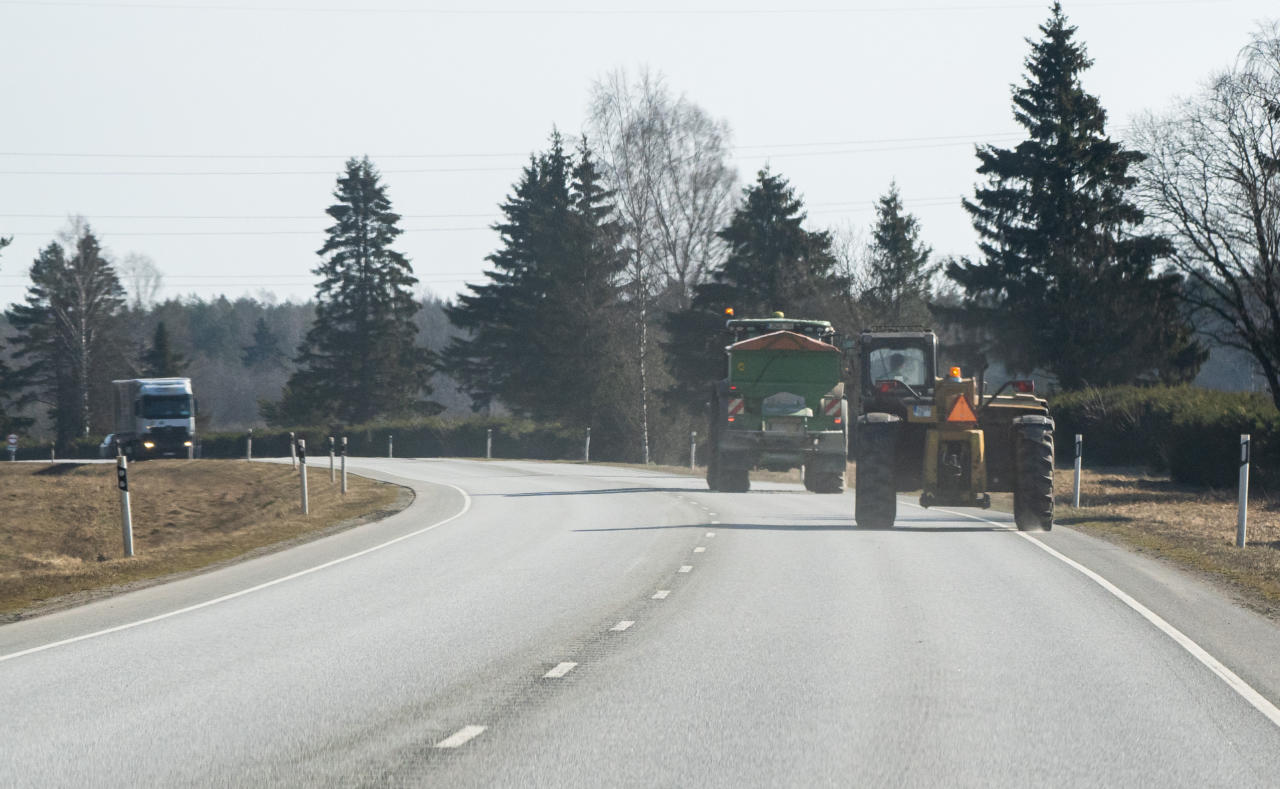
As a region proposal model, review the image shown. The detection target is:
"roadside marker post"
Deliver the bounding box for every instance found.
[584,427,591,463]
[328,436,335,483]
[246,428,253,461]
[298,438,309,515]
[289,431,297,469]
[6,434,15,462]
[486,428,492,460]
[50,445,55,462]
[1238,434,1250,548]
[341,436,348,495]
[388,434,393,459]
[117,456,134,558]
[690,431,697,470]
[1073,434,1083,508]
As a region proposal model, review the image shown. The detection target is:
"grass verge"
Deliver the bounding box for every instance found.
[0,460,404,621]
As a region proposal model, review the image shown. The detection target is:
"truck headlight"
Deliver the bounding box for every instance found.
[143,441,155,449]
[184,441,193,447]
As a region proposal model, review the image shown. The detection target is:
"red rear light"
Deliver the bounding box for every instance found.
[1012,380,1035,393]
[727,416,735,422]
[833,417,842,425]
[729,385,737,391]
[876,380,896,394]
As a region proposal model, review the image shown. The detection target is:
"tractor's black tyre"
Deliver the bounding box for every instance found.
[855,414,899,528]
[706,453,721,491]
[706,389,722,491]
[720,467,750,493]
[1013,416,1055,531]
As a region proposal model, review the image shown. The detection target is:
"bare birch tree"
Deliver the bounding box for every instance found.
[588,67,738,462]
[119,252,164,309]
[1133,25,1280,408]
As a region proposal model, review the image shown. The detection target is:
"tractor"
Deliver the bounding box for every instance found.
[852,328,1055,530]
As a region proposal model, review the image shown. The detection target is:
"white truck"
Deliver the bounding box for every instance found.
[110,378,197,460]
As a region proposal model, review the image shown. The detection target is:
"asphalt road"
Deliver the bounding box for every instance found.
[4,458,1280,787]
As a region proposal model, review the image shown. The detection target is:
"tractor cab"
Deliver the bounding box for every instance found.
[857,328,938,417]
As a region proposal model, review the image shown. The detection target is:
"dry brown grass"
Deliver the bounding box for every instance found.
[1050,467,1280,616]
[0,460,403,619]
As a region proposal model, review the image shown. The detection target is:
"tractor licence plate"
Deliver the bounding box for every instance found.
[913,405,933,418]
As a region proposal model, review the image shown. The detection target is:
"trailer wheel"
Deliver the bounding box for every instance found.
[855,414,899,528]
[1012,416,1055,531]
[804,466,844,494]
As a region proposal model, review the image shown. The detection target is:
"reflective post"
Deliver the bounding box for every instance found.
[690,431,697,470]
[1072,434,1082,508]
[388,434,393,459]
[1238,434,1250,548]
[289,431,297,469]
[486,428,492,460]
[341,436,348,495]
[329,436,335,483]
[246,428,253,461]
[584,427,591,463]
[298,438,309,515]
[117,456,134,558]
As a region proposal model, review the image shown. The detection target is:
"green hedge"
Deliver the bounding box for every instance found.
[1050,386,1277,489]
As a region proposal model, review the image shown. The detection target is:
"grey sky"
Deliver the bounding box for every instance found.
[1,0,1274,309]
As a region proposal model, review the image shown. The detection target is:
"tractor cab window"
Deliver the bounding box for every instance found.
[869,347,927,388]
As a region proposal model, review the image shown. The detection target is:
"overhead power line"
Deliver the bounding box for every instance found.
[0,0,1234,15]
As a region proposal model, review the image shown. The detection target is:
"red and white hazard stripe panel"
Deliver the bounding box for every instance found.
[727,397,745,420]
[822,398,842,417]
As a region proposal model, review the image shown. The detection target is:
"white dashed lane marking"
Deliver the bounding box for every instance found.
[610,621,635,632]
[435,725,487,749]
[679,565,693,573]
[652,590,670,599]
[706,532,716,537]
[694,547,706,553]
[543,662,578,678]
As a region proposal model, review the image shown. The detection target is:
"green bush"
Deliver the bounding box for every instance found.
[1050,386,1278,489]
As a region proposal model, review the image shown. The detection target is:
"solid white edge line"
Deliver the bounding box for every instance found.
[610,620,634,631]
[434,724,487,748]
[901,499,1280,729]
[1,480,474,664]
[543,662,578,678]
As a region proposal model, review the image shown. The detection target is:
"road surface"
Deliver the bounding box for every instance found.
[3,458,1280,786]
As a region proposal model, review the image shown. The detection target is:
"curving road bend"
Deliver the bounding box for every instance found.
[3,458,1280,787]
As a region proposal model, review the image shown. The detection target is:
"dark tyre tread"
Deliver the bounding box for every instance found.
[855,416,899,528]
[806,469,844,494]
[720,468,750,493]
[1013,419,1054,530]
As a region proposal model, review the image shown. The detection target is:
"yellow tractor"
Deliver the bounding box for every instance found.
[853,328,1054,530]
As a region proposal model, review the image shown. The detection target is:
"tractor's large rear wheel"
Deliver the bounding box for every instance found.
[855,414,899,528]
[719,466,750,493]
[706,388,722,491]
[1013,416,1055,531]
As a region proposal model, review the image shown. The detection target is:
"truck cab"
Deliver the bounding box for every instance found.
[112,378,197,459]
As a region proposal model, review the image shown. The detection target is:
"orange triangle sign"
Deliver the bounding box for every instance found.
[946,395,978,423]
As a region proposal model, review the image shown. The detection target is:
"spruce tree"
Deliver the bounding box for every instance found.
[0,236,31,434]
[241,316,285,369]
[141,321,187,377]
[946,3,1204,387]
[272,157,437,425]
[444,134,634,455]
[865,181,934,326]
[6,229,128,449]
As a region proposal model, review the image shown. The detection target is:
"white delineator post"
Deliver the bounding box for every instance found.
[329,436,335,483]
[117,456,134,558]
[1073,434,1083,508]
[341,436,348,495]
[289,431,297,469]
[690,431,697,470]
[246,428,253,461]
[584,427,591,463]
[1238,434,1250,548]
[486,428,492,460]
[298,438,309,515]
[388,434,393,459]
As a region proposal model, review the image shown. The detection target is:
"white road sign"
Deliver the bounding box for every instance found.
[6,434,16,447]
